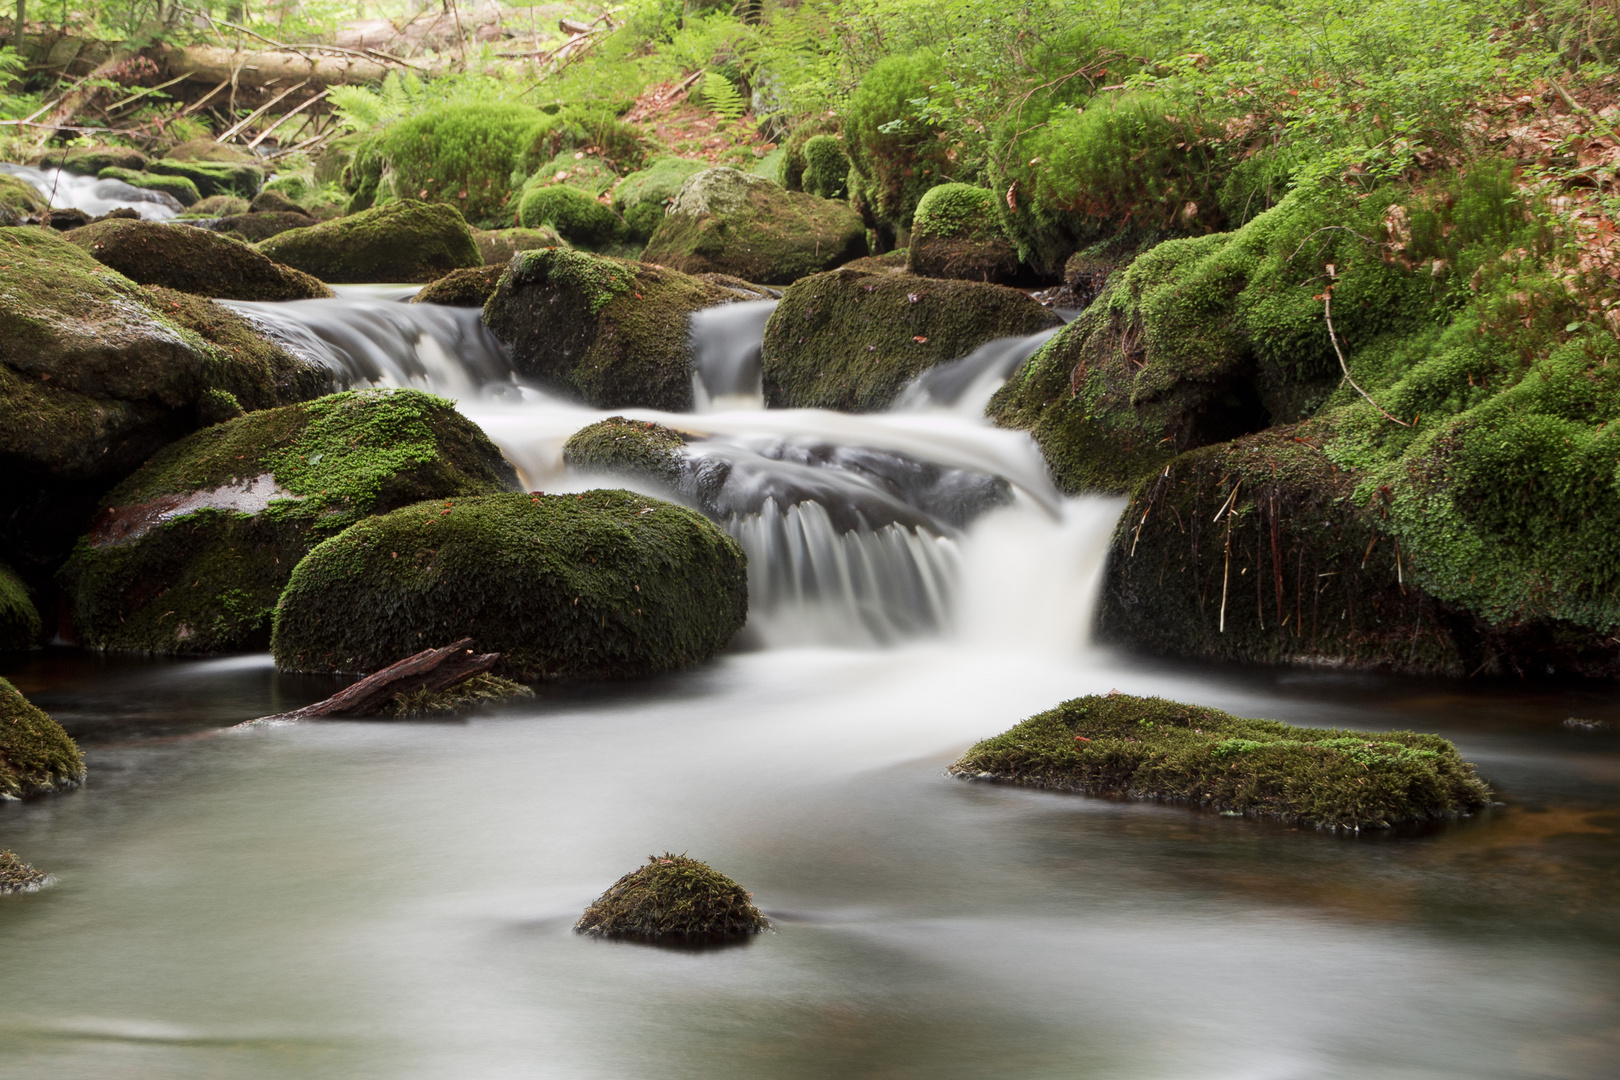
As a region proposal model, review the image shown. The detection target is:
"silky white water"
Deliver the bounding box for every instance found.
[0,162,182,219]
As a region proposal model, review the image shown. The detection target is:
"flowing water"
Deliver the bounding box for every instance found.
[2,295,1617,1079]
[0,163,182,220]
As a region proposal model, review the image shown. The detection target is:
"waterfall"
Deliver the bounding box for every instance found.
[690,299,776,411]
[0,162,182,220]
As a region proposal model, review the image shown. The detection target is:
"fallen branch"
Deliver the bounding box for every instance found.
[216,78,310,143]
[242,639,500,724]
[1323,273,1411,427]
[247,87,330,148]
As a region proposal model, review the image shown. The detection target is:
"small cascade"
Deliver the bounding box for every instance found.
[690,299,776,410]
[0,163,181,220]
[892,327,1062,415]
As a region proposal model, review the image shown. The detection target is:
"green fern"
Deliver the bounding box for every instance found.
[330,71,427,134]
[700,71,746,121]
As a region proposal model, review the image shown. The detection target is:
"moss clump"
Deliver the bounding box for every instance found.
[907,183,1018,283]
[483,247,747,410]
[0,850,51,894]
[529,151,618,196]
[0,172,48,216]
[147,158,265,200]
[0,677,85,800]
[349,104,541,226]
[517,184,625,249]
[762,268,1061,411]
[575,853,770,943]
[211,211,316,243]
[953,693,1492,831]
[184,194,250,217]
[473,226,566,265]
[613,157,708,243]
[844,51,957,234]
[258,200,482,284]
[800,135,851,200]
[66,219,332,301]
[563,417,688,486]
[0,561,42,651]
[97,167,201,207]
[271,489,749,680]
[60,389,517,654]
[412,265,507,308]
[386,673,534,717]
[641,167,868,285]
[247,188,305,215]
[513,105,648,179]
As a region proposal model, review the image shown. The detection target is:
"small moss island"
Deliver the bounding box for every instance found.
[950,693,1492,831]
[576,853,770,944]
[0,850,51,894]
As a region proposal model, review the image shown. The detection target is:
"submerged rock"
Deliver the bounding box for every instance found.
[0,850,52,894]
[473,226,566,265]
[641,167,867,285]
[61,389,517,654]
[0,562,42,652]
[762,268,1061,411]
[67,219,333,302]
[412,265,506,307]
[906,183,1019,283]
[951,693,1492,831]
[272,490,748,681]
[258,200,482,283]
[0,677,85,801]
[575,853,770,943]
[482,247,754,410]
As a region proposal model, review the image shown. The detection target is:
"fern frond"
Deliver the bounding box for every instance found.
[702,71,746,121]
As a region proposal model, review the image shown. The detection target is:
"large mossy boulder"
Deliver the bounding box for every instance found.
[258,200,481,283]
[906,183,1019,283]
[473,226,565,265]
[0,677,85,801]
[146,157,264,199]
[576,853,770,943]
[562,417,688,487]
[761,268,1062,411]
[272,490,748,680]
[36,145,146,174]
[60,389,517,654]
[641,167,868,285]
[612,157,708,242]
[482,247,753,411]
[0,561,42,651]
[67,219,332,301]
[951,693,1492,831]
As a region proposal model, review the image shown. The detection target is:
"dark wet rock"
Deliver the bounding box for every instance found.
[259,200,482,284]
[0,677,85,801]
[248,188,306,215]
[67,218,333,301]
[272,489,748,681]
[412,265,506,307]
[575,853,770,943]
[61,389,517,655]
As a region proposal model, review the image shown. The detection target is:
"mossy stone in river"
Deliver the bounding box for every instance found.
[248,188,306,215]
[762,268,1061,411]
[907,183,1018,283]
[146,158,265,199]
[0,561,42,651]
[61,389,517,654]
[482,247,750,411]
[271,490,748,680]
[66,219,332,301]
[951,693,1492,831]
[37,145,146,175]
[576,853,770,943]
[213,211,318,243]
[258,200,481,284]
[473,226,566,265]
[412,265,507,308]
[0,677,85,801]
[641,167,868,285]
[0,850,51,894]
[0,172,47,217]
[97,167,201,207]
[563,417,688,486]
[186,195,251,217]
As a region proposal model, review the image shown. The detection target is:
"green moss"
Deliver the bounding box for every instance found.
[184,195,250,217]
[563,417,688,485]
[762,268,1061,411]
[248,188,306,215]
[210,212,314,243]
[271,489,748,680]
[97,166,201,207]
[40,146,145,174]
[484,248,743,410]
[67,219,332,301]
[513,105,648,179]
[386,673,534,717]
[844,51,957,232]
[952,693,1492,830]
[529,151,618,196]
[411,265,507,307]
[0,677,85,800]
[907,183,1017,282]
[517,184,625,248]
[0,173,47,216]
[641,167,868,285]
[60,389,517,654]
[777,117,841,192]
[613,157,709,243]
[258,200,482,284]
[0,561,42,651]
[473,226,567,265]
[147,158,265,200]
[575,853,770,943]
[800,135,850,200]
[0,849,51,894]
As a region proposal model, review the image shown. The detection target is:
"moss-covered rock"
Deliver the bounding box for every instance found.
[161,138,257,165]
[483,247,750,410]
[0,850,51,894]
[641,167,868,285]
[0,561,42,651]
[348,103,542,226]
[761,268,1062,411]
[562,416,688,486]
[147,158,265,200]
[613,157,709,242]
[800,134,851,200]
[271,489,748,680]
[66,219,332,301]
[247,188,305,215]
[951,693,1492,831]
[212,211,316,243]
[838,249,911,274]
[0,677,85,801]
[61,389,518,654]
[411,265,506,307]
[258,200,482,283]
[576,853,770,943]
[97,166,201,207]
[473,226,566,265]
[517,183,625,249]
[37,145,145,174]
[0,172,48,217]
[183,194,251,218]
[907,183,1018,283]
[530,151,618,196]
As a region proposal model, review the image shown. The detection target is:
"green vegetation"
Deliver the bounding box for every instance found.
[800,135,850,200]
[613,157,709,242]
[0,560,41,651]
[843,50,955,236]
[0,677,85,801]
[952,693,1492,830]
[67,219,333,301]
[563,416,690,486]
[517,183,625,248]
[97,166,201,207]
[387,673,535,717]
[258,200,482,283]
[576,853,771,943]
[907,182,1017,281]
[271,489,749,681]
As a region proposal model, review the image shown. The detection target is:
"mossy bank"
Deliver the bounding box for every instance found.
[0,678,85,801]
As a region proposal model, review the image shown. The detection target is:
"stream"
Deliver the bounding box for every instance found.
[1,290,1617,1079]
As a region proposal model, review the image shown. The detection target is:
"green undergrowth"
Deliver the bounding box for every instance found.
[386,673,534,717]
[575,853,770,943]
[0,677,85,800]
[613,157,708,242]
[952,693,1492,830]
[518,184,626,248]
